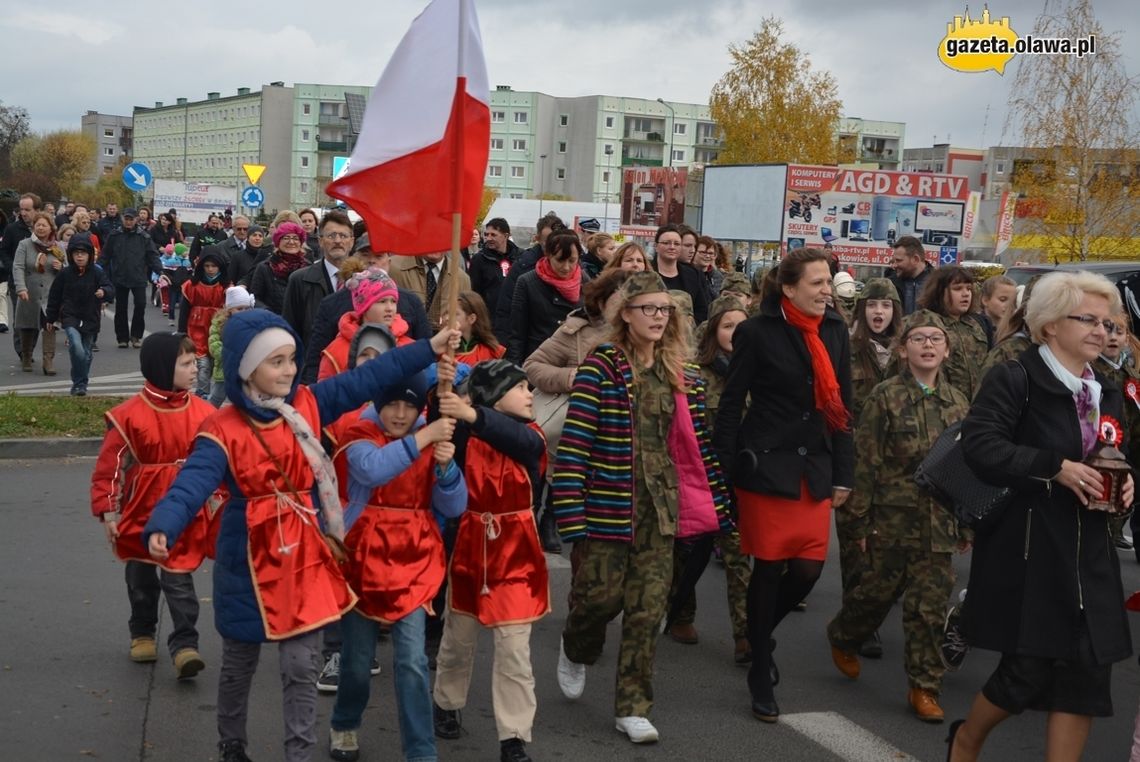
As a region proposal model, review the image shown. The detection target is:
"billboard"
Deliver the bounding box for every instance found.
[701,164,787,242]
[619,166,687,236]
[152,180,238,225]
[781,165,974,267]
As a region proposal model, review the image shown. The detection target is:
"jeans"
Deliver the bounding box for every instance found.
[332,609,436,762]
[195,355,214,399]
[64,326,93,391]
[124,560,199,655]
[114,285,148,342]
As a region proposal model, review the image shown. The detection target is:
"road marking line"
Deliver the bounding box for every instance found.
[781,711,920,762]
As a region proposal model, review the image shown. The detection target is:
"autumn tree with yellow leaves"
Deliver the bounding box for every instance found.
[710,18,843,165]
[1005,0,1139,261]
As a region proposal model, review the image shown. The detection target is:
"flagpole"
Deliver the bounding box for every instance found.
[439,0,469,397]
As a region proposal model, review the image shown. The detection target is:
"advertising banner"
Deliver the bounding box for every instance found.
[994,190,1017,258]
[152,180,238,224]
[781,165,974,267]
[619,166,688,236]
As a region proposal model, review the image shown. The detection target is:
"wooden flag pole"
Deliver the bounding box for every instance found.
[436,211,463,397]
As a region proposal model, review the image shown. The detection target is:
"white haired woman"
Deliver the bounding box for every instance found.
[950,271,1135,762]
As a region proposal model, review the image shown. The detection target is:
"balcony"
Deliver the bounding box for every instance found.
[318,140,348,152]
[699,135,723,146]
[318,113,346,127]
[622,156,663,167]
[624,131,665,143]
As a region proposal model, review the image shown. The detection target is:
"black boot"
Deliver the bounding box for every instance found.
[433,702,462,739]
[539,510,562,553]
[218,740,253,762]
[500,738,532,762]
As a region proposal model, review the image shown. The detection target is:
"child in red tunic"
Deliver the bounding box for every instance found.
[181,250,228,398]
[90,333,223,678]
[433,359,549,762]
[455,291,505,366]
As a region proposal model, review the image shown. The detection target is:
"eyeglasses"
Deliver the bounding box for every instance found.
[233,226,249,232]
[278,235,302,243]
[906,333,948,346]
[322,232,352,240]
[628,304,676,317]
[1066,314,1116,333]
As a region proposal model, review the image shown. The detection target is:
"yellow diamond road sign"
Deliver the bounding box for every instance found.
[242,164,266,185]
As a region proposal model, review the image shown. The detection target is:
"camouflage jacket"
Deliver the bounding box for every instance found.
[942,314,989,401]
[850,337,898,421]
[1093,356,1140,462]
[978,333,1032,395]
[847,370,971,552]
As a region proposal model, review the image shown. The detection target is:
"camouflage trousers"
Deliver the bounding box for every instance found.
[827,544,954,694]
[669,529,750,640]
[834,508,873,608]
[562,491,672,717]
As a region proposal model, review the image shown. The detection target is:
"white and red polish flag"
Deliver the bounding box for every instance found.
[326,0,490,255]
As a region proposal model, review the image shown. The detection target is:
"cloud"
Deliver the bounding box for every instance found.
[7,10,120,45]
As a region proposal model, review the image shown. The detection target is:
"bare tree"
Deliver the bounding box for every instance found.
[0,101,31,181]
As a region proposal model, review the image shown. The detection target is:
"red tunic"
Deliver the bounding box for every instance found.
[449,423,550,626]
[455,341,505,366]
[333,420,446,624]
[319,312,413,380]
[181,280,225,356]
[323,403,368,462]
[198,386,357,640]
[91,386,223,572]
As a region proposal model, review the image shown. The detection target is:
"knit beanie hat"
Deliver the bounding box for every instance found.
[272,221,306,249]
[348,323,396,369]
[374,371,428,411]
[238,327,294,381]
[468,359,527,409]
[225,285,256,310]
[348,267,399,317]
[139,332,189,391]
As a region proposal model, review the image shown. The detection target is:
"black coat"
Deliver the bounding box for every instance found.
[886,262,934,316]
[468,240,522,318]
[299,284,432,385]
[0,218,31,279]
[102,228,161,288]
[654,261,709,324]
[961,349,1132,664]
[713,293,855,500]
[45,259,113,334]
[493,244,542,345]
[506,269,587,366]
[281,260,334,350]
[248,259,291,314]
[150,224,182,249]
[228,244,270,287]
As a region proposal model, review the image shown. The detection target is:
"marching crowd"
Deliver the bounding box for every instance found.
[4,189,1140,762]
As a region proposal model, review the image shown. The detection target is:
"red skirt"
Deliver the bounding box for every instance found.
[736,482,831,562]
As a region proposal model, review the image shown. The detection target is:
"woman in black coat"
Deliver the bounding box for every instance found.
[505,232,588,365]
[713,247,854,722]
[952,271,1134,762]
[249,222,307,315]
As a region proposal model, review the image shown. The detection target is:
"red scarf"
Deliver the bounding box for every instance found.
[781,296,850,432]
[269,249,308,280]
[535,256,582,303]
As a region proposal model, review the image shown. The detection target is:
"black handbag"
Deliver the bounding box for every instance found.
[914,361,1028,530]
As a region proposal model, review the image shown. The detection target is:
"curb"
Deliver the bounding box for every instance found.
[0,437,103,459]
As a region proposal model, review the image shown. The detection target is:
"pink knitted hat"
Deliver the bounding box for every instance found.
[349,267,399,316]
[272,221,306,249]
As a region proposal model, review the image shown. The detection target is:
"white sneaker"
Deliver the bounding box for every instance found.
[557,638,585,699]
[329,728,359,761]
[615,716,659,743]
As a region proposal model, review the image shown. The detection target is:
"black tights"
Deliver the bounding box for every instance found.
[746,557,824,700]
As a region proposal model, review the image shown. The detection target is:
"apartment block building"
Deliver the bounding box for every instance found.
[837,117,906,169]
[80,111,133,184]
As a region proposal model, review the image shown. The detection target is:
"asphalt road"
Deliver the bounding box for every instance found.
[3,458,1140,761]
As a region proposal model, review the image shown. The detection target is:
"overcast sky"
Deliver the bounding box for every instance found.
[6,0,1136,150]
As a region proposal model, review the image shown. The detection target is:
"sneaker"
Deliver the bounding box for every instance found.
[92,342,99,352]
[940,606,970,671]
[317,652,340,693]
[329,728,360,761]
[130,636,157,663]
[557,638,585,699]
[370,657,381,676]
[615,716,659,743]
[0,323,7,333]
[1115,535,1134,551]
[117,341,129,349]
[500,738,532,762]
[173,648,205,680]
[131,339,142,348]
[433,702,462,739]
[218,740,253,762]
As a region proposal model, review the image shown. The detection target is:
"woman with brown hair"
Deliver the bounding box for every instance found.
[693,235,725,301]
[604,242,648,273]
[917,266,989,399]
[506,231,589,365]
[582,233,618,278]
[13,212,64,374]
[454,290,504,365]
[713,247,854,722]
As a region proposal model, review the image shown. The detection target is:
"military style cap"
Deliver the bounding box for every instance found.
[621,271,667,300]
[721,272,750,295]
[857,277,900,304]
[668,289,693,319]
[708,294,746,318]
[468,358,528,408]
[901,309,949,338]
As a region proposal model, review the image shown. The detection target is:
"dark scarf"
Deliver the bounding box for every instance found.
[269,249,308,280]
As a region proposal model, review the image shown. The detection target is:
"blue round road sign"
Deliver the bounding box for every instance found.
[241,186,265,209]
[122,162,153,191]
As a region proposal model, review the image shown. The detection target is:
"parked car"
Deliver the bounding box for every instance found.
[1005,261,1140,328]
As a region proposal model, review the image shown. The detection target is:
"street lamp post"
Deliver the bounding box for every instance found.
[603,145,614,231]
[656,98,674,167]
[538,153,547,216]
[236,139,245,216]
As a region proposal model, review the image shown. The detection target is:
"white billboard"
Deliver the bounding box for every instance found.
[152,180,238,224]
[701,164,788,242]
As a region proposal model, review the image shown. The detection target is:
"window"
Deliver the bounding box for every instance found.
[491,110,505,123]
[556,168,566,180]
[672,149,685,162]
[996,161,1006,174]
[604,143,614,154]
[513,111,528,124]
[509,193,523,199]
[488,165,503,177]
[512,138,527,151]
[605,116,614,129]
[302,103,311,115]
[490,138,504,150]
[674,122,687,135]
[300,181,309,193]
[103,128,114,138]
[557,141,567,153]
[103,166,113,175]
[602,170,611,183]
[511,166,525,178]
[302,129,310,141]
[103,147,114,157]
[559,114,568,127]
[301,156,309,168]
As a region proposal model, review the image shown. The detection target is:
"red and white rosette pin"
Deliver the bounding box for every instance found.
[1099,414,1123,446]
[1126,379,1140,410]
